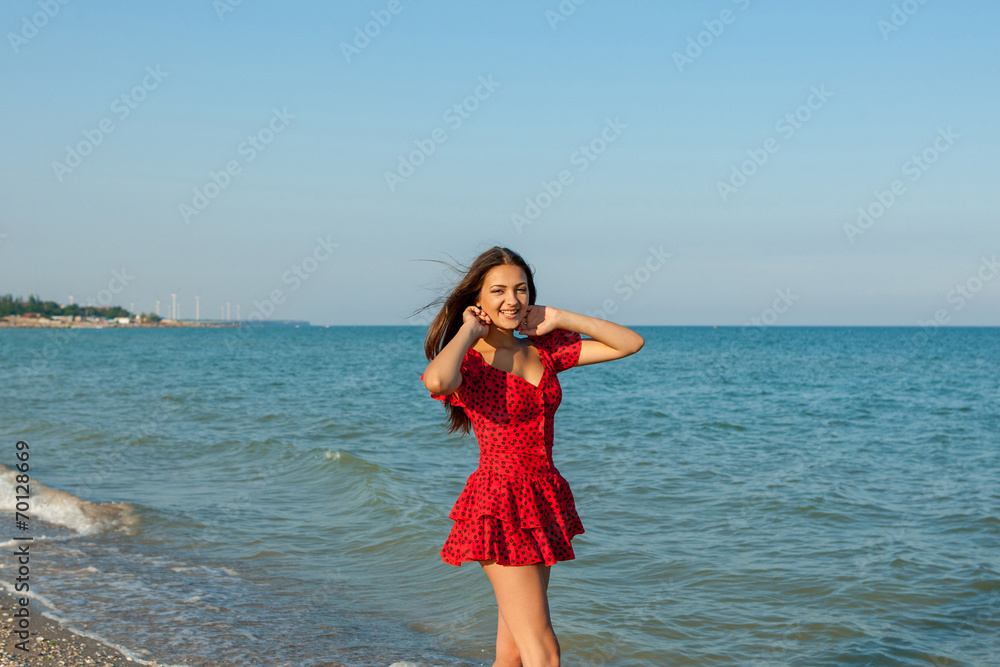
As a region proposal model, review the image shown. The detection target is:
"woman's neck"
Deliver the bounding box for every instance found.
[480,325,523,351]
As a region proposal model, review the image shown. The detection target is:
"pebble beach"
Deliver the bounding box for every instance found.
[0,590,143,667]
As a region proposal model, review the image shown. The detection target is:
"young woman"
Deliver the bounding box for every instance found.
[419,246,644,666]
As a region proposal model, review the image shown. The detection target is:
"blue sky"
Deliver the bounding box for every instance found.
[1,0,997,326]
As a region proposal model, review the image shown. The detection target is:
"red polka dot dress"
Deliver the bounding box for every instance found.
[420,328,585,567]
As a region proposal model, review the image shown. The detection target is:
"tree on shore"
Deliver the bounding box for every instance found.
[0,293,133,319]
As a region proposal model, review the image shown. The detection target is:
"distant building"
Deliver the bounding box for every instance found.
[116,317,130,324]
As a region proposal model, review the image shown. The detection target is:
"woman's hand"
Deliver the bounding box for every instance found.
[517,305,562,337]
[462,304,492,340]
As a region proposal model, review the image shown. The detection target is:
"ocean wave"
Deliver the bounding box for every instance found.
[0,463,137,535]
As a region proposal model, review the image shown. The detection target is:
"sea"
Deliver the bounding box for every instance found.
[0,325,997,667]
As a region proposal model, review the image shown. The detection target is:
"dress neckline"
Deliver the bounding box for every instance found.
[469,343,547,390]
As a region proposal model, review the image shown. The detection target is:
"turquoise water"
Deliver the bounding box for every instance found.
[0,325,998,666]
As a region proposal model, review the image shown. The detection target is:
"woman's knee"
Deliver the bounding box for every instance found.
[534,628,560,667]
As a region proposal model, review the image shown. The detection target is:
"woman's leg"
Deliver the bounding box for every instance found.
[480,559,559,667]
[492,565,554,667]
[494,611,520,667]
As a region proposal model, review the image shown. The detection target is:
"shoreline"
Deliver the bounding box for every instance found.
[0,588,158,666]
[0,316,239,329]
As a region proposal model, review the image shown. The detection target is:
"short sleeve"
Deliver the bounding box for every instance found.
[530,328,582,373]
[419,350,478,408]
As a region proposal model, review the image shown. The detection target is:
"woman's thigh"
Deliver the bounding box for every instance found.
[492,563,553,649]
[479,560,558,659]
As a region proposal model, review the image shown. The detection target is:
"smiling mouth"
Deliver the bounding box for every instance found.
[499,309,519,319]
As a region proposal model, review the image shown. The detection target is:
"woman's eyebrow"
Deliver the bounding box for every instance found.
[490,283,527,287]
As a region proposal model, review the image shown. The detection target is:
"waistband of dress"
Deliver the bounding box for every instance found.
[474,459,559,477]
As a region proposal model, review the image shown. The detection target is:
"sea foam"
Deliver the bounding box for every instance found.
[0,462,137,535]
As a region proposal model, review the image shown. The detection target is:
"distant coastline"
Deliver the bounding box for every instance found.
[1,315,312,329]
[0,315,241,328]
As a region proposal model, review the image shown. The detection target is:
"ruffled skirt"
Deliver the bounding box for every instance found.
[440,467,585,566]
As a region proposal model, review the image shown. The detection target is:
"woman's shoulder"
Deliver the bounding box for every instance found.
[460,345,485,375]
[525,328,582,372]
[526,328,580,347]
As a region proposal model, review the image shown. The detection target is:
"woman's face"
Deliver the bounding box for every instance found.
[476,264,529,330]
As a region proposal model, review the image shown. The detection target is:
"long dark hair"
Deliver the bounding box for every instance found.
[413,246,537,434]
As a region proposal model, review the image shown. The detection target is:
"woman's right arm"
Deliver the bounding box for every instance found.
[422,307,489,395]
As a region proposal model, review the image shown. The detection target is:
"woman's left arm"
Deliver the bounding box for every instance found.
[555,309,644,367]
